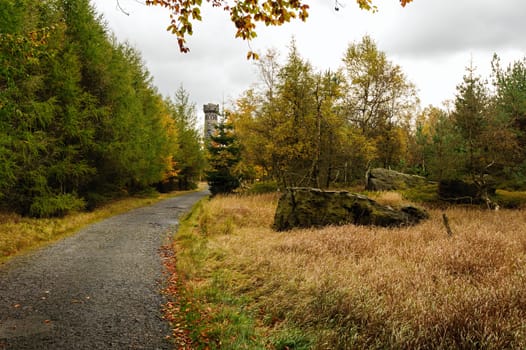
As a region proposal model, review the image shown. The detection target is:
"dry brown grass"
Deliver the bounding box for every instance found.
[188,193,526,349]
[368,190,409,207]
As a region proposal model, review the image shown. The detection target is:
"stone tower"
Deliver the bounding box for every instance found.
[203,103,219,139]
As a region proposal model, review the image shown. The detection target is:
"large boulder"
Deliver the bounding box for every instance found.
[273,187,429,231]
[366,168,428,191]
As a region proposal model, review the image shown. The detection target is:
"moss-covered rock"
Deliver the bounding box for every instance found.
[273,188,428,231]
[366,168,428,191]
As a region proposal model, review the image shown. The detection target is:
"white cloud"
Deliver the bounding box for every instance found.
[379,0,526,57]
[92,0,526,116]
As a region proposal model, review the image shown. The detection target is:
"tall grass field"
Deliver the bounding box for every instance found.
[170,192,526,349]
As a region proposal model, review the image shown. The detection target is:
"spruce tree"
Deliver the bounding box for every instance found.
[206,121,241,195]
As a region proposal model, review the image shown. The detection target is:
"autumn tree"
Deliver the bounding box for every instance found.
[270,41,318,186]
[342,35,418,171]
[232,43,364,188]
[310,70,347,188]
[230,37,424,189]
[163,85,206,191]
[231,43,319,187]
[146,0,414,57]
[228,50,282,182]
[229,89,268,181]
[254,48,280,101]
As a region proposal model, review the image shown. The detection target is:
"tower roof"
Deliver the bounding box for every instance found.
[203,103,219,113]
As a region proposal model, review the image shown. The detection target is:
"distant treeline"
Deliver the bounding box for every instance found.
[228,38,526,191]
[0,0,204,217]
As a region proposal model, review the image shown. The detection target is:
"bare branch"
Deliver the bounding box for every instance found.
[116,0,130,16]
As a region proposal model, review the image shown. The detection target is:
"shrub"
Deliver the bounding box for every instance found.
[247,181,278,194]
[29,193,86,218]
[402,182,439,203]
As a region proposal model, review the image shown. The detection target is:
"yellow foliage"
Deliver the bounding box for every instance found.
[148,0,415,57]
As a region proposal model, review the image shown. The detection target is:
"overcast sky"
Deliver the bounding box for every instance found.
[91,0,526,124]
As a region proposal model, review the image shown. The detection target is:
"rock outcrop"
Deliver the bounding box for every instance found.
[273,187,429,231]
[366,168,428,191]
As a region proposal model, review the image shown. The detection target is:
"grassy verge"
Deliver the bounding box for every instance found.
[0,189,198,264]
[168,191,526,349]
[163,197,272,349]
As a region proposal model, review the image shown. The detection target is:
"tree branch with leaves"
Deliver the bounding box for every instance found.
[146,0,414,58]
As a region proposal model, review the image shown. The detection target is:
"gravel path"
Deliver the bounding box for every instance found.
[0,190,209,349]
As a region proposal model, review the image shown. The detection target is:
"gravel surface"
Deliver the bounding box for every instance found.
[0,190,209,349]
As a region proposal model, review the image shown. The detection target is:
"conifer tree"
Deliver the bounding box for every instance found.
[267,40,318,187]
[167,86,205,190]
[413,106,463,180]
[492,55,526,187]
[205,121,241,195]
[452,63,517,196]
[0,0,178,215]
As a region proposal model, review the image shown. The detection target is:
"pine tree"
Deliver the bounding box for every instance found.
[452,62,518,201]
[413,106,464,181]
[492,55,526,187]
[453,63,490,178]
[206,121,241,195]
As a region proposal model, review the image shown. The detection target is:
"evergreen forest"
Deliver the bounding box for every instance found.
[0,0,205,217]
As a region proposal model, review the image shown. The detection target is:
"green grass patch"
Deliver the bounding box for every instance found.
[401,182,439,203]
[270,327,314,350]
[167,198,269,349]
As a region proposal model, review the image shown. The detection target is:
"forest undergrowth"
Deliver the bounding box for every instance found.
[169,192,526,349]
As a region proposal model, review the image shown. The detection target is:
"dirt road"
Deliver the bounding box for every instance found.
[0,190,209,349]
